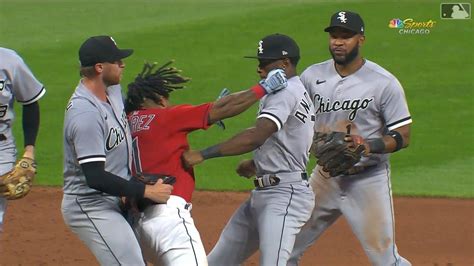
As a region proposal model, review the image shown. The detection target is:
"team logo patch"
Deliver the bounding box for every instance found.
[337,12,348,23]
[0,80,5,91]
[258,40,264,54]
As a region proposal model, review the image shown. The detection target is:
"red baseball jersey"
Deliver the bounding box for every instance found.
[128,103,212,202]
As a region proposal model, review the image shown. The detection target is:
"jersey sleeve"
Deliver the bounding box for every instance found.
[257,91,295,130]
[381,78,412,131]
[168,103,212,131]
[11,53,45,105]
[69,111,106,164]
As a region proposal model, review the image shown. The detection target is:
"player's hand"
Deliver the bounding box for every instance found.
[143,179,173,204]
[259,68,287,94]
[182,150,204,169]
[236,159,256,178]
[344,135,369,155]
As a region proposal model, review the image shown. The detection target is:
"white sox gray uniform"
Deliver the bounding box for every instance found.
[0,48,45,231]
[207,76,315,266]
[61,82,143,265]
[289,58,412,265]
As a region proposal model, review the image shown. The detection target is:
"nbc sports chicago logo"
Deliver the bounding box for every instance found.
[388,18,436,34]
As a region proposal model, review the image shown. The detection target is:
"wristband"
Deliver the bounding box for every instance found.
[200,145,222,160]
[251,84,266,99]
[388,130,403,152]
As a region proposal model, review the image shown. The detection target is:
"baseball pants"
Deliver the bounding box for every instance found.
[61,194,145,266]
[288,165,411,266]
[0,162,14,232]
[207,180,314,266]
[134,195,207,266]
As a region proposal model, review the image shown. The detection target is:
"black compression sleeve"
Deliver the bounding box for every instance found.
[81,161,145,198]
[22,102,40,146]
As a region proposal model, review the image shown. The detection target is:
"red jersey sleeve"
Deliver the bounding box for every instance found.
[168,103,213,132]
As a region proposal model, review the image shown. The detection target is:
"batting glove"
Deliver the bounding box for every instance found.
[259,69,287,94]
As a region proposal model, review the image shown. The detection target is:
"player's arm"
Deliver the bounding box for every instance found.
[21,102,40,159]
[361,124,411,154]
[208,69,287,124]
[208,88,262,124]
[81,162,172,203]
[182,117,277,167]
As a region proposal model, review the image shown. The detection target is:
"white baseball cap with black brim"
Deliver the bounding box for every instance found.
[79,35,134,67]
[324,11,365,34]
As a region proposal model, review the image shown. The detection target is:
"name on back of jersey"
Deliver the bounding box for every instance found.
[129,113,155,134]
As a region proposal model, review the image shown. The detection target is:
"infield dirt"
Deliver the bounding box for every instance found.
[1,187,473,265]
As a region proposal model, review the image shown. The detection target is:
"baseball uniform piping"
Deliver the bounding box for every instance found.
[78,155,106,164]
[75,197,121,265]
[276,184,295,265]
[19,86,46,105]
[384,164,398,263]
[258,112,282,130]
[177,208,199,265]
[387,116,412,131]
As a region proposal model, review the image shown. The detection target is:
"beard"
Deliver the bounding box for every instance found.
[329,45,359,65]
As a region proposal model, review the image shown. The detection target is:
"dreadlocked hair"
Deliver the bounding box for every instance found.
[125,60,190,114]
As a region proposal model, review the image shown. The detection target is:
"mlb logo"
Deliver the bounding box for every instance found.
[441,3,471,19]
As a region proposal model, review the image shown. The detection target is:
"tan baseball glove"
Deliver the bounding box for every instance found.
[0,157,36,200]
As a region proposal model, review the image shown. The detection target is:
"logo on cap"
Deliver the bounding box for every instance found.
[337,12,348,23]
[258,40,264,54]
[282,50,288,55]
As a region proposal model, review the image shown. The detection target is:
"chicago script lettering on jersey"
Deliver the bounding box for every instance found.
[313,94,373,121]
[105,127,125,151]
[129,113,155,134]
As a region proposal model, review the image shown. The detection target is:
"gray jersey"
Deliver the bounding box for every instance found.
[0,48,45,164]
[254,76,315,175]
[63,81,132,195]
[301,59,412,166]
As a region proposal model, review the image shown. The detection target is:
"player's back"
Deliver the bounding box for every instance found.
[128,103,211,202]
[254,76,315,175]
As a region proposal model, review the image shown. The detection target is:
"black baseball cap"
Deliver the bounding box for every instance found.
[79,35,134,67]
[324,11,365,34]
[244,33,300,60]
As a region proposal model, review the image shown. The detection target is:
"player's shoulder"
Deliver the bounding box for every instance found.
[65,95,101,118]
[266,76,304,103]
[362,59,399,82]
[301,59,333,76]
[0,47,25,67]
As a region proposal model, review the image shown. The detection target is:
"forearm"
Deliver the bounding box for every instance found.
[22,102,40,147]
[81,162,145,198]
[208,86,264,124]
[201,127,264,159]
[367,127,410,154]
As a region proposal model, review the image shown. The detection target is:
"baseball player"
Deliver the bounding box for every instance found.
[0,47,45,232]
[124,60,287,266]
[182,33,315,266]
[61,36,173,265]
[288,11,412,265]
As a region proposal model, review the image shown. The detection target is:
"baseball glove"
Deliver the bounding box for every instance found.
[0,157,36,200]
[312,127,366,177]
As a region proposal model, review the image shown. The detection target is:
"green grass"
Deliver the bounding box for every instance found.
[1,0,472,198]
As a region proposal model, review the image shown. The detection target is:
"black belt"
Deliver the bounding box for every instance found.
[253,172,308,188]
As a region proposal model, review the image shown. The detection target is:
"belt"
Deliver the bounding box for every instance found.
[0,134,6,141]
[253,172,308,188]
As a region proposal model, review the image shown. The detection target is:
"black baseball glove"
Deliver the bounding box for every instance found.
[311,128,366,177]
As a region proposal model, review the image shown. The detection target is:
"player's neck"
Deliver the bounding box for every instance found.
[82,78,108,102]
[334,57,365,77]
